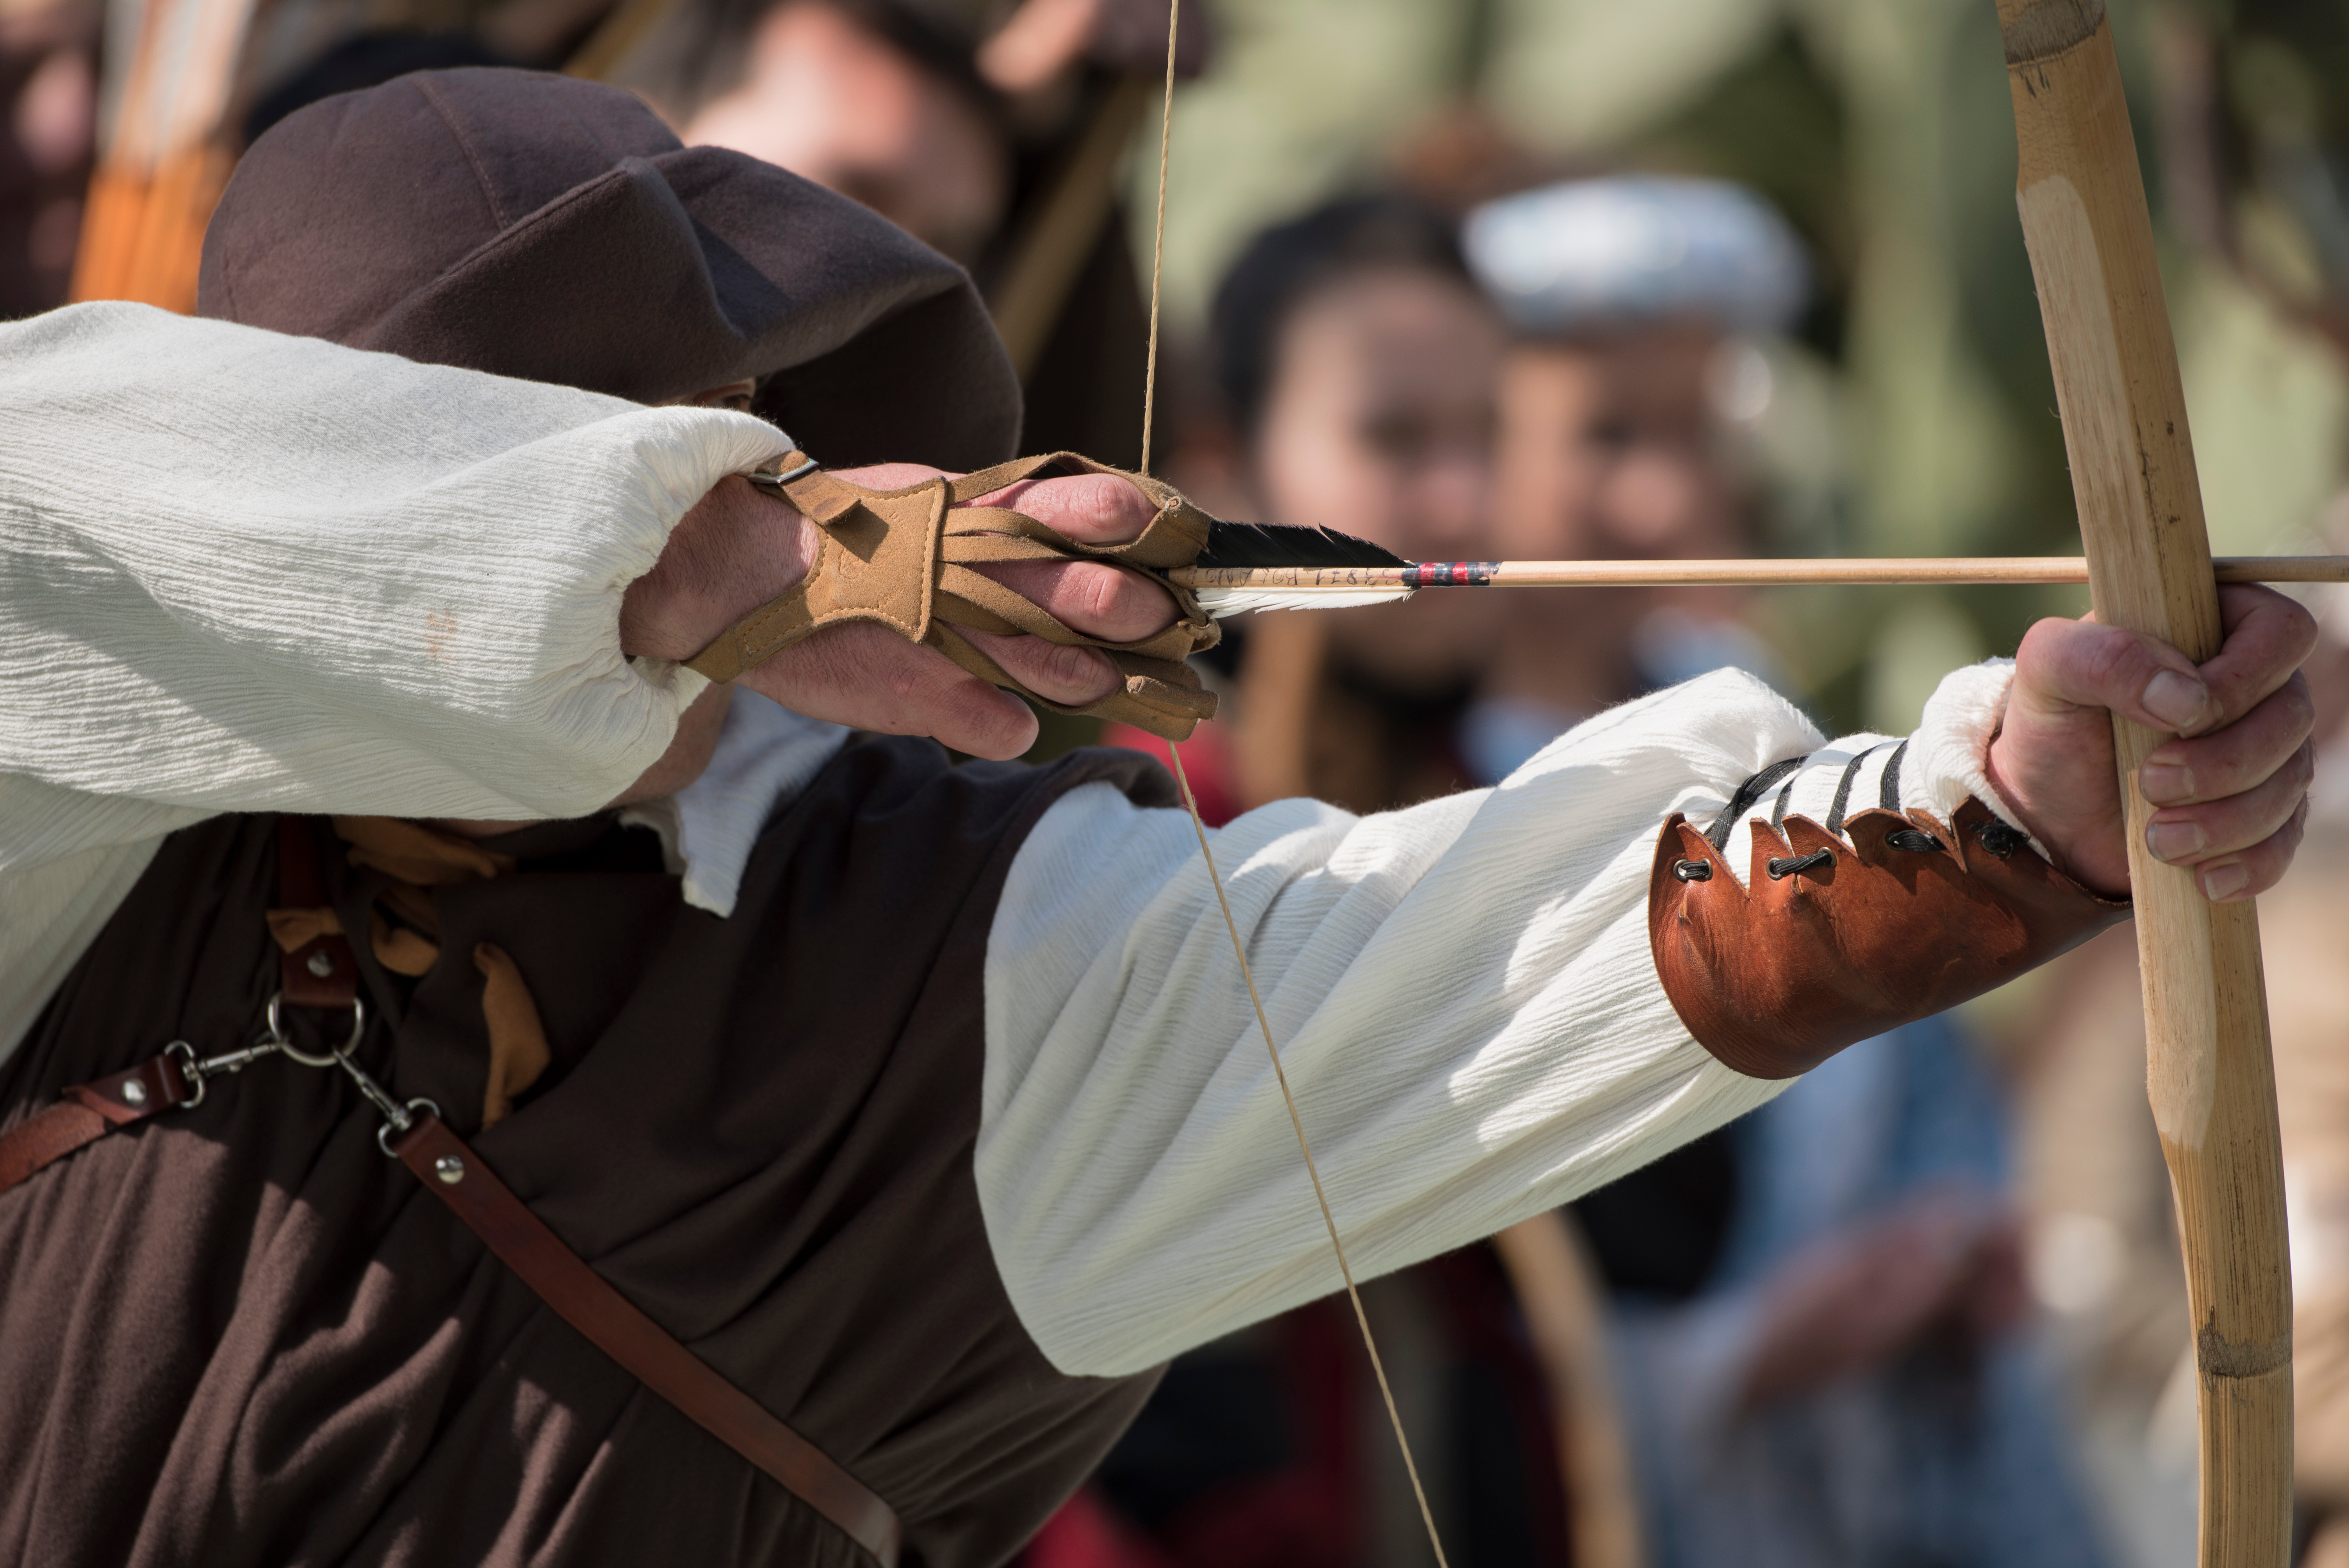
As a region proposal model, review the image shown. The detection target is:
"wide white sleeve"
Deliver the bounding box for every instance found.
[0,302,792,875]
[0,303,790,1068]
[979,661,2021,1376]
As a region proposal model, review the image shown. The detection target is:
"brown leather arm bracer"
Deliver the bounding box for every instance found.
[1649,797,2130,1079]
[683,450,1222,740]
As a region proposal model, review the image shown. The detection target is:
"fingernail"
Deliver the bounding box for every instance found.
[2142,670,2211,731]
[2203,861,2251,901]
[2138,763,2195,804]
[2146,820,2206,862]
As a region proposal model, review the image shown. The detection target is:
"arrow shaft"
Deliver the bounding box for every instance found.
[1168,556,2349,590]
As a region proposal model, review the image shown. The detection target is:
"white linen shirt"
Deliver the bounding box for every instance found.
[0,303,2030,1376]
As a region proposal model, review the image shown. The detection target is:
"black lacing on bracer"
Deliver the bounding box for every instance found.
[1877,738,1909,812]
[1973,818,2029,857]
[1871,738,1946,850]
[1704,756,1808,853]
[1824,743,1886,836]
[1680,754,1811,883]
[1766,849,1835,880]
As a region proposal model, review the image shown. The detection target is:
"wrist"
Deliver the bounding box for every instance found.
[619,475,814,661]
[1985,723,2130,896]
[1982,727,2024,839]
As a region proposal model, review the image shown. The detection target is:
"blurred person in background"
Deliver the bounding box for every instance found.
[683,0,1008,264]
[1103,193,1508,821]
[1463,175,2115,1568]
[1456,174,1802,785]
[1046,194,1584,1568]
[1585,1016,2114,1568]
[0,0,95,315]
[87,0,1195,463]
[659,0,1205,467]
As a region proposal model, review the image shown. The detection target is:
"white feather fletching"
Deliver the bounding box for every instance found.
[1192,584,1418,618]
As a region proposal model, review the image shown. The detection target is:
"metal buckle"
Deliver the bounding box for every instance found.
[259,990,364,1068]
[160,1040,207,1108]
[156,986,352,1108]
[169,991,433,1154]
[372,1096,442,1158]
[747,454,820,492]
[165,990,367,1107]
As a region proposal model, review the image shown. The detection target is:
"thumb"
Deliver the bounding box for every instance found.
[2012,616,2219,736]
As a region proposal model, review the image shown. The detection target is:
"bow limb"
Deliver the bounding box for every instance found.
[1994,3,2292,1561]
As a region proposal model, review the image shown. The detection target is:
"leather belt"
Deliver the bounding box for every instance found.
[0,816,903,1568]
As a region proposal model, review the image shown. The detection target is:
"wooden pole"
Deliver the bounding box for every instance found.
[1492,1214,1644,1568]
[986,75,1155,380]
[1166,555,2349,592]
[1992,4,2292,1563]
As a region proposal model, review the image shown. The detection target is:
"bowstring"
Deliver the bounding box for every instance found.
[1138,9,1451,1562]
[1160,746,1453,1566]
[1136,0,1177,478]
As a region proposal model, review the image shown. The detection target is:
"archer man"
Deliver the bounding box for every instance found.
[0,70,2315,1568]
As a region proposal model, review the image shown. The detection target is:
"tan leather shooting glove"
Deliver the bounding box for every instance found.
[683,451,1222,741]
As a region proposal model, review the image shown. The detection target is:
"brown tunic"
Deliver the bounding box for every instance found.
[0,738,1175,1568]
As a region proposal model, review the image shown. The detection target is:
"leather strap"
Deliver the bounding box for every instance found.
[0,822,319,1195]
[0,819,905,1565]
[0,1065,902,1564]
[275,815,360,1009]
[0,1056,902,1565]
[0,1102,109,1190]
[389,1112,904,1567]
[0,1051,198,1194]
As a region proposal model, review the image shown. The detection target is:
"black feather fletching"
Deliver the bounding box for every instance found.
[1194,520,1410,570]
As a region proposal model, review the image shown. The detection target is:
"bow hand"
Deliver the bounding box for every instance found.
[1988,582,2318,901]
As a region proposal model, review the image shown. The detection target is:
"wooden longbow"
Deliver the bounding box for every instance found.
[1993,2,2291,1561]
[1135,2,2301,1563]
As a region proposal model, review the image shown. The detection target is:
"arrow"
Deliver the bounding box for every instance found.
[1167,554,2349,615]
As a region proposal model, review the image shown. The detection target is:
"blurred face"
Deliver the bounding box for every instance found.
[1251,267,1505,688]
[686,0,1009,261]
[1493,321,1743,563]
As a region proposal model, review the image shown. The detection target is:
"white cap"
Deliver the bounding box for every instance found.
[1463,175,1811,335]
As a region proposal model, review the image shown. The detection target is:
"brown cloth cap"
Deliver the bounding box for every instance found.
[197,68,1020,470]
